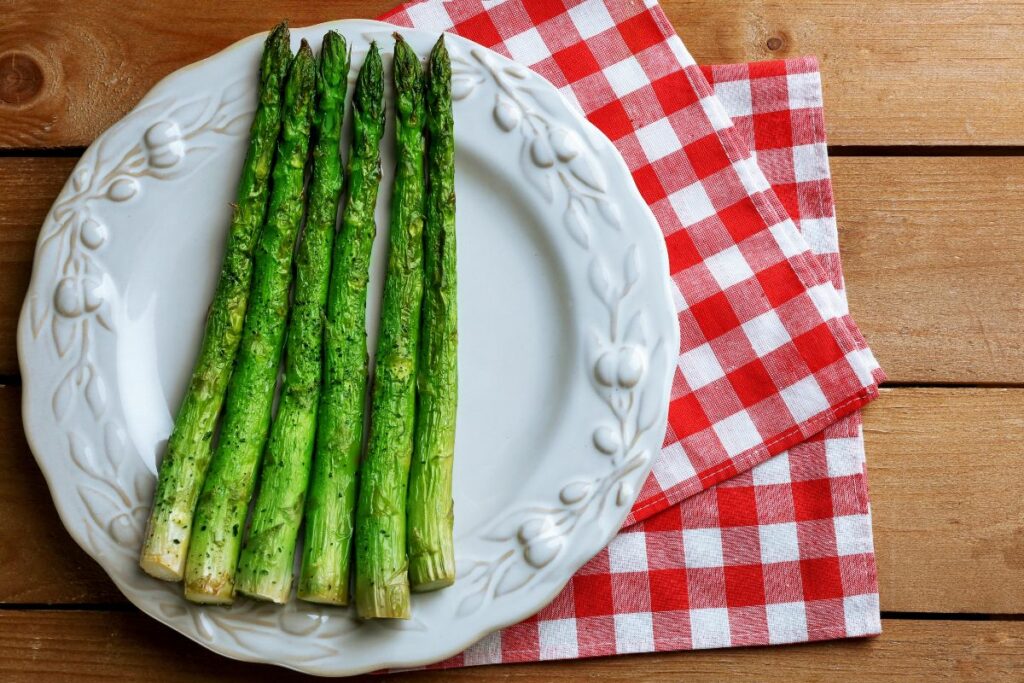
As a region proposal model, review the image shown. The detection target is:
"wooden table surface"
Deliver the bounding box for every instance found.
[2,1,1023,680]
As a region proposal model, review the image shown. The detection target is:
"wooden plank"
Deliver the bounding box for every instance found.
[679,0,1024,146]
[0,383,121,603]
[2,156,1022,382]
[2,1,1024,148]
[835,156,1024,385]
[1,386,1021,613]
[0,157,76,377]
[0,612,1020,681]
[865,388,1024,613]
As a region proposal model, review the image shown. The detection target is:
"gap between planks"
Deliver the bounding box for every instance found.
[2,146,1024,159]
[0,612,1019,682]
[0,602,1016,621]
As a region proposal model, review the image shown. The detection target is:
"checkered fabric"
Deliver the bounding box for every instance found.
[382,0,884,664]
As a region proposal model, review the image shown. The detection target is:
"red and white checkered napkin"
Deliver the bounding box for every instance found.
[382,0,886,665]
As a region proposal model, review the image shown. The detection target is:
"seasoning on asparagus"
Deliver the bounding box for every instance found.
[352,35,426,619]
[407,35,458,593]
[298,42,385,606]
[234,32,349,604]
[182,42,316,604]
[138,23,292,582]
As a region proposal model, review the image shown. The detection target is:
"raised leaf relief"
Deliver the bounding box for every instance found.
[454,228,658,615]
[452,48,623,246]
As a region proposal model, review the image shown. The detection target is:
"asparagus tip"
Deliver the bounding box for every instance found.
[323,29,344,47]
[361,41,382,77]
[266,21,290,51]
[429,34,450,75]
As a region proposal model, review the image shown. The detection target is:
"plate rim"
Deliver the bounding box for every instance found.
[17,19,680,675]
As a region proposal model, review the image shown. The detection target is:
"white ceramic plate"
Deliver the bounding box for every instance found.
[17,20,677,676]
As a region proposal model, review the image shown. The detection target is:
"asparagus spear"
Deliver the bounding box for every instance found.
[353,35,426,619]
[182,42,317,604]
[234,32,349,604]
[298,43,385,605]
[407,36,458,593]
[139,23,292,582]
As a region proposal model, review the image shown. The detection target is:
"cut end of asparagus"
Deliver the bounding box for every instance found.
[297,589,349,607]
[355,569,411,619]
[184,577,235,605]
[410,576,454,594]
[139,552,186,582]
[235,542,299,606]
[235,580,290,605]
[298,567,350,606]
[139,518,190,581]
[355,582,411,620]
[409,551,455,593]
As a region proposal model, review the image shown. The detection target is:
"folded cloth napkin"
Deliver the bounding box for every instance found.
[382,0,886,665]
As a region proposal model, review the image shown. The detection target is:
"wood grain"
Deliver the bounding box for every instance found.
[1,387,1021,614]
[0,383,121,603]
[0,157,75,376]
[2,156,1022,382]
[1,0,1022,677]
[836,156,1024,385]
[1,1,1023,148]
[864,388,1024,613]
[0,612,1020,681]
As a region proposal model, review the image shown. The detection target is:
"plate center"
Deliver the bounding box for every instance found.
[114,142,579,537]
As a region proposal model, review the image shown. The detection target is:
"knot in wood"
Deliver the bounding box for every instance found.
[0,52,44,106]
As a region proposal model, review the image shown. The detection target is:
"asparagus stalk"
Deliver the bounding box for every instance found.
[139,23,292,581]
[353,35,426,619]
[182,42,317,604]
[407,36,458,593]
[298,43,385,605]
[234,32,349,604]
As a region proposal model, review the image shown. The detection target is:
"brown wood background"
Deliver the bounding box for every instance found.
[1,1,1022,680]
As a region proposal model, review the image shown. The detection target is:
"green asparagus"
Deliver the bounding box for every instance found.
[407,36,458,593]
[298,43,385,606]
[139,22,291,582]
[234,32,349,604]
[182,42,316,604]
[353,35,427,619]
